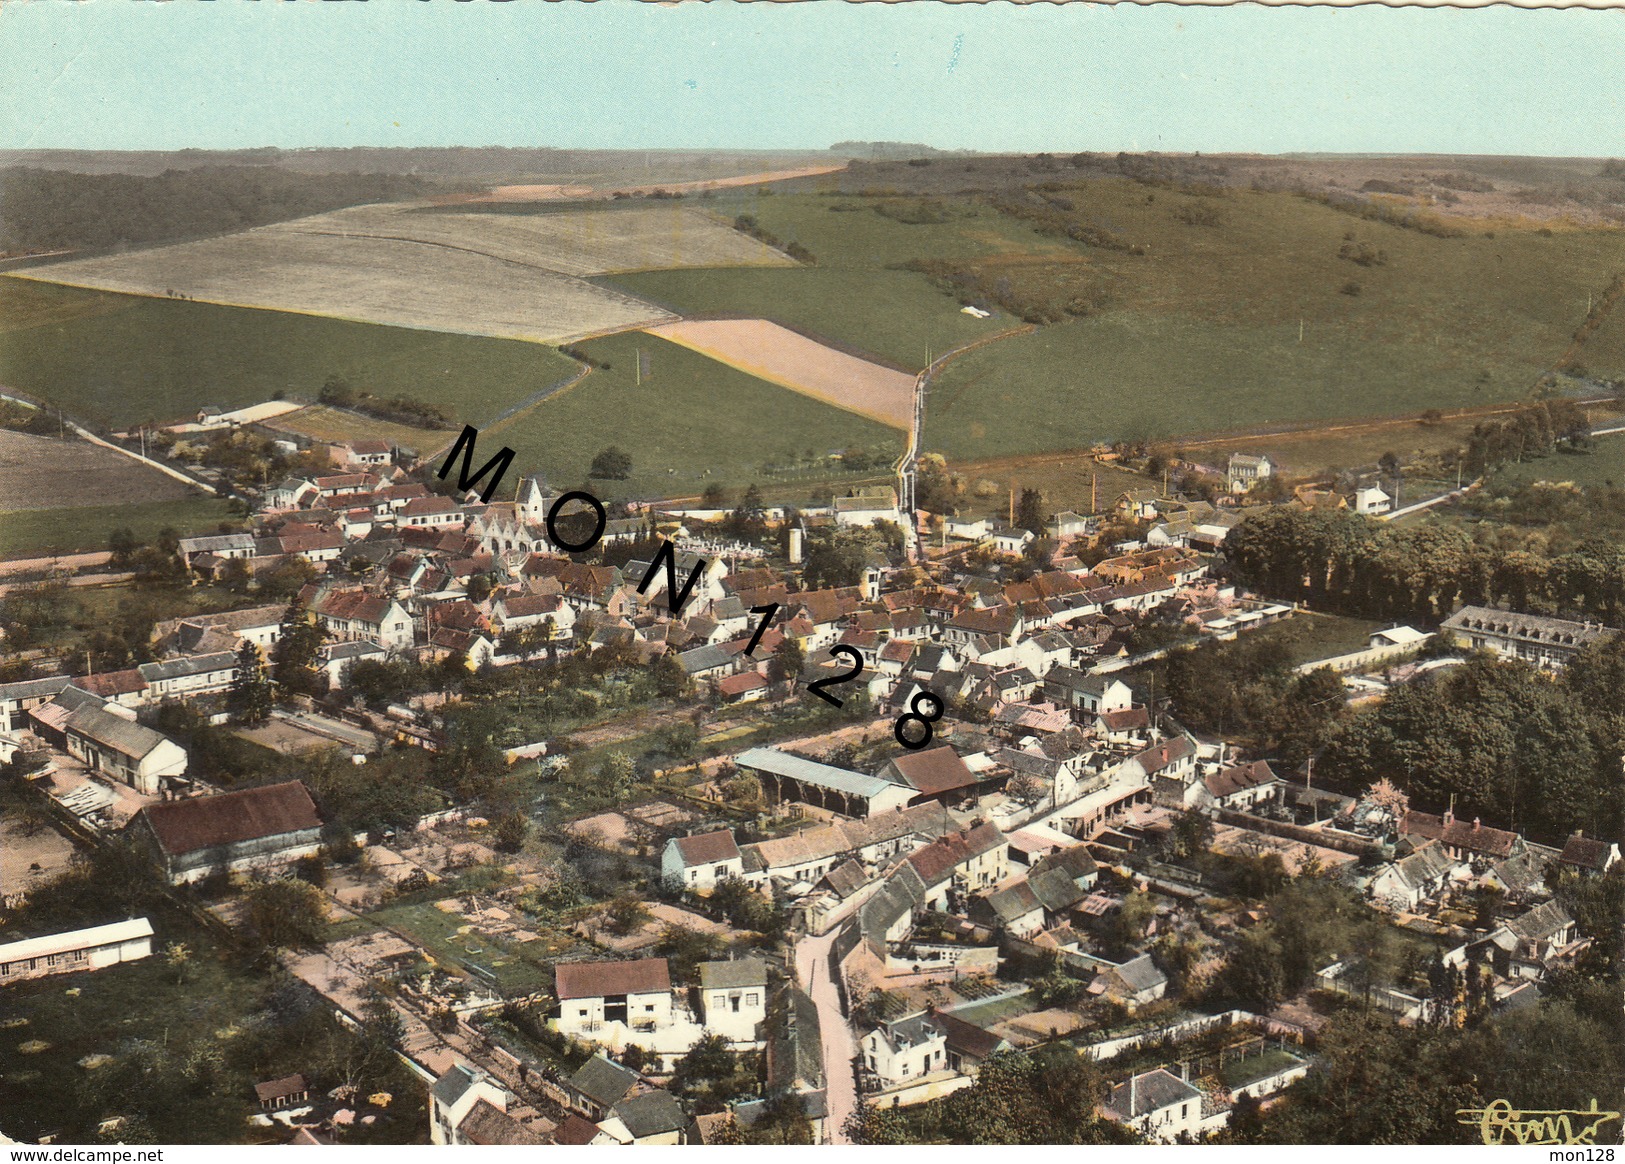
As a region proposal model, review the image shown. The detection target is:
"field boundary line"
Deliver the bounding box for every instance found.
[0,389,222,497]
[476,358,596,449]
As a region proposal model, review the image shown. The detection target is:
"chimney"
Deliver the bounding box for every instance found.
[1473,817,1481,831]
[1130,1073,1137,1116]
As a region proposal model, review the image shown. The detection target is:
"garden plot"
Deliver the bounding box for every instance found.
[643,318,917,429]
[14,229,673,344]
[265,201,795,276]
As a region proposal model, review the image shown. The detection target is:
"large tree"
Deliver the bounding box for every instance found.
[228,640,272,726]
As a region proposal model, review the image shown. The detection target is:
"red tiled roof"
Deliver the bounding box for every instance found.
[552,1114,603,1146]
[556,958,671,1001]
[906,822,1005,886]
[1133,736,1194,775]
[312,590,392,624]
[890,746,979,796]
[73,669,146,698]
[717,672,768,697]
[1400,810,1519,859]
[1203,760,1277,800]
[674,830,741,866]
[135,781,322,858]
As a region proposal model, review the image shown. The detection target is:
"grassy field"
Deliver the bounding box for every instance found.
[0,279,579,430]
[493,330,899,499]
[0,926,422,1144]
[1481,431,1625,491]
[926,180,1625,460]
[367,900,562,997]
[609,265,1008,371]
[1252,612,1390,666]
[0,495,237,559]
[0,428,198,511]
[265,404,451,453]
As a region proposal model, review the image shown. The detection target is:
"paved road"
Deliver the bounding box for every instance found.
[795,927,857,1144]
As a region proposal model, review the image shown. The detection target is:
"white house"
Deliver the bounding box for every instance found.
[429,1063,538,1146]
[860,1011,949,1087]
[0,918,154,984]
[661,830,744,891]
[1354,485,1392,515]
[698,958,767,1043]
[556,958,674,1040]
[1227,453,1273,494]
[1103,1069,1204,1142]
[1370,843,1462,912]
[834,486,904,529]
[309,590,415,650]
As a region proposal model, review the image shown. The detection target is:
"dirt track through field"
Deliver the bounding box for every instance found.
[644,318,917,429]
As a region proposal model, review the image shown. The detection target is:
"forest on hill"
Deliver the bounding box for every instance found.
[0,165,436,254]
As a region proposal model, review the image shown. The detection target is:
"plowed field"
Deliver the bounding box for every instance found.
[643,318,916,429]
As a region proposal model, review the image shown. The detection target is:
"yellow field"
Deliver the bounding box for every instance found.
[643,318,916,430]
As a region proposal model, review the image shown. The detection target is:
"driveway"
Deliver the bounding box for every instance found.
[795,927,857,1144]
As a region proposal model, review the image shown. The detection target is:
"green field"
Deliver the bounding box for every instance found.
[9,179,1624,478]
[603,189,1049,368]
[1480,431,1625,491]
[0,931,423,1144]
[1245,612,1389,667]
[607,184,1625,463]
[494,330,899,498]
[0,495,238,559]
[0,279,577,430]
[368,900,564,998]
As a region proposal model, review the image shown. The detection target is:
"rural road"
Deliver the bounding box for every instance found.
[795,927,857,1144]
[0,550,113,573]
[0,570,133,596]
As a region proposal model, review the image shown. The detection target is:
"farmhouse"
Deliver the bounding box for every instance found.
[555,957,674,1039]
[0,918,154,984]
[661,830,744,891]
[1102,1068,1203,1142]
[308,589,415,649]
[1227,453,1273,494]
[63,702,188,796]
[430,1063,538,1146]
[698,958,768,1042]
[125,780,324,884]
[138,652,239,698]
[0,676,71,733]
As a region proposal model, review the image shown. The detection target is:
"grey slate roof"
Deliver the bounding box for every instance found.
[611,1089,689,1139]
[735,747,901,800]
[1107,1068,1200,1119]
[431,1063,482,1109]
[1111,953,1168,995]
[766,985,824,1094]
[138,652,237,683]
[64,703,171,760]
[0,676,71,703]
[568,1055,638,1110]
[679,644,734,675]
[699,958,768,990]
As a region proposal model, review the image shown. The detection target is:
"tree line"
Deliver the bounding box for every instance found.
[1,166,435,253]
[1225,504,1625,626]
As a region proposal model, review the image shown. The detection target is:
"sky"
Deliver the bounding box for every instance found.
[3,1,1624,157]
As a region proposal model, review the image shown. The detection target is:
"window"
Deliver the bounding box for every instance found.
[578,1008,589,1017]
[1180,1104,1188,1118]
[745,993,758,1006]
[644,1004,655,1013]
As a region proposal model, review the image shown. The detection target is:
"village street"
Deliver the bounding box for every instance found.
[794,927,857,1144]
